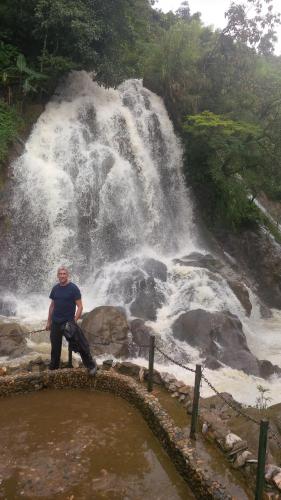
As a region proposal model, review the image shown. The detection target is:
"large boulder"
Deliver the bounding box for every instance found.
[130,277,165,321]
[81,306,129,357]
[0,321,30,358]
[173,252,253,317]
[220,228,281,309]
[173,252,223,273]
[103,258,167,307]
[227,279,252,317]
[129,318,153,358]
[172,309,261,376]
[142,258,167,282]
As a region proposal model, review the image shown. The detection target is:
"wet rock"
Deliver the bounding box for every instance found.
[202,422,209,434]
[227,279,252,316]
[224,433,242,451]
[220,228,281,310]
[0,321,30,357]
[272,471,281,490]
[259,360,281,378]
[178,385,190,395]
[115,361,141,378]
[143,368,163,385]
[142,258,167,282]
[233,450,252,468]
[227,439,248,456]
[263,493,281,500]
[172,309,261,376]
[105,258,167,308]
[173,252,223,272]
[160,372,176,385]
[204,355,223,370]
[27,356,48,373]
[130,277,165,321]
[265,465,281,481]
[129,318,152,357]
[81,306,129,357]
[102,359,114,370]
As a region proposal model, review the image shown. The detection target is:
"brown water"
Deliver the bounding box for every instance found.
[0,389,194,499]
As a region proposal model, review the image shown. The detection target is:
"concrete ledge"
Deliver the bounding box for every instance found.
[0,368,231,499]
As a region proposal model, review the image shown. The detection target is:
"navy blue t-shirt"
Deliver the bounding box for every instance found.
[49,282,81,323]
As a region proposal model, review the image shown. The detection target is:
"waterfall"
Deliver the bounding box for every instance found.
[2,71,281,405]
[4,73,198,293]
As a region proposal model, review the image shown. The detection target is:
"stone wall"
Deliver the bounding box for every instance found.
[0,368,230,500]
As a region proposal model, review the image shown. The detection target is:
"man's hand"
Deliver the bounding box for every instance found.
[75,299,83,322]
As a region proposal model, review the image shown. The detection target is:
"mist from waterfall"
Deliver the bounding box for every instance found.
[2,72,281,406]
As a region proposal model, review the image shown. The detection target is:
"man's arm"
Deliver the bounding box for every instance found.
[46,300,54,330]
[75,299,83,322]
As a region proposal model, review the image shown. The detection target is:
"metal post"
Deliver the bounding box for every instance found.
[255,419,269,500]
[190,364,202,440]
[147,335,155,392]
[68,344,73,368]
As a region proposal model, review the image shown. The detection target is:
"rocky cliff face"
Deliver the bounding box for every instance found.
[219,227,281,310]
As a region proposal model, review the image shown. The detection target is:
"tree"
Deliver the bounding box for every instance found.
[183,111,268,228]
[176,1,191,20]
[223,0,281,55]
[143,18,213,126]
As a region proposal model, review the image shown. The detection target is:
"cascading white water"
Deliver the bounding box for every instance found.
[2,72,281,405]
[6,73,197,290]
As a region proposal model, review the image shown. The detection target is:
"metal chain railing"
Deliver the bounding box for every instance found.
[25,325,281,498]
[27,326,281,449]
[155,344,196,373]
[155,341,281,449]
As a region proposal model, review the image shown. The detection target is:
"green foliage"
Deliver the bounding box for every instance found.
[143,19,213,125]
[0,0,158,89]
[224,0,281,55]
[183,112,269,228]
[0,100,23,166]
[0,41,46,98]
[143,1,281,232]
[0,0,157,165]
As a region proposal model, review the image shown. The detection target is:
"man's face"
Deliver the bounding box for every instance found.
[57,269,69,285]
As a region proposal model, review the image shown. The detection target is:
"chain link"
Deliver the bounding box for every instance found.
[155,342,281,449]
[28,329,47,335]
[268,425,281,449]
[155,344,196,373]
[23,327,281,448]
[201,373,261,425]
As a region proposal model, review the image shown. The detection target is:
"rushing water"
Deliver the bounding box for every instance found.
[1,72,281,406]
[0,389,193,499]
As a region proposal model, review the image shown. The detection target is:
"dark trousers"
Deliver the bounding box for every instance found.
[50,322,96,370]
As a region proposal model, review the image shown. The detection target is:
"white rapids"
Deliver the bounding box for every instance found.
[1,72,281,406]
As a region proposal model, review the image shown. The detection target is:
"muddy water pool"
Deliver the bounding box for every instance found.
[0,389,194,499]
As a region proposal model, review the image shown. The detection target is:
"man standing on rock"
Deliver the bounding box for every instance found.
[46,266,97,375]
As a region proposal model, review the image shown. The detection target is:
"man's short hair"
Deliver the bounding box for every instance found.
[57,265,70,275]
